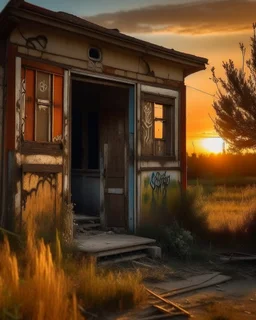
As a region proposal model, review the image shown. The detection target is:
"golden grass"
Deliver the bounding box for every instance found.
[191,185,256,232]
[0,215,145,319]
[77,261,146,312]
[201,301,243,320]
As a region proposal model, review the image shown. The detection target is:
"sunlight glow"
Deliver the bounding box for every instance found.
[201,137,224,154]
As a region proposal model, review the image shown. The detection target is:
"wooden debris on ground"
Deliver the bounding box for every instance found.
[218,252,256,262]
[147,273,232,300]
[143,287,191,319]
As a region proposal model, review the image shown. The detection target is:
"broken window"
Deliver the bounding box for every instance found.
[23,66,63,142]
[141,94,175,157]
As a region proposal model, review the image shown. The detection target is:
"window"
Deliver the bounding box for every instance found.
[141,93,175,157]
[23,67,63,142]
[88,47,102,62]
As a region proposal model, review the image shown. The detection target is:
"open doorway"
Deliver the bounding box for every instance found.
[71,78,130,229]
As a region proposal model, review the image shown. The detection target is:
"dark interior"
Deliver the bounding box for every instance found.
[71,79,129,216]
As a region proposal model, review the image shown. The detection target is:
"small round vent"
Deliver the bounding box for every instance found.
[88,47,102,61]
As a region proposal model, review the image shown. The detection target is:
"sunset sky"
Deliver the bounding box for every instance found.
[1,0,255,154]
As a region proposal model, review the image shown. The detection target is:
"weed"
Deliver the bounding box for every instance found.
[0,212,145,318]
[77,261,146,312]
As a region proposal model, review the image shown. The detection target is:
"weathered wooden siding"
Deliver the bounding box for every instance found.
[137,85,181,227]
[6,20,186,231]
[10,24,184,85]
[12,57,66,231]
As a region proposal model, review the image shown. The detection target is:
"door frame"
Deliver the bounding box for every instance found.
[69,71,136,232]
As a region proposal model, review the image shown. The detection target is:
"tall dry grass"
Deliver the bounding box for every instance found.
[77,262,145,312]
[0,224,82,320]
[193,185,256,232]
[188,184,256,248]
[0,214,145,319]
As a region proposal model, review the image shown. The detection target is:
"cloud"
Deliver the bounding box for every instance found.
[85,0,256,35]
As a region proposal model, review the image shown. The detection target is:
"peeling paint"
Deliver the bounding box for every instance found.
[21,154,63,165]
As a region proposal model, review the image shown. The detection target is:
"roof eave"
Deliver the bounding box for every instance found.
[3,4,208,73]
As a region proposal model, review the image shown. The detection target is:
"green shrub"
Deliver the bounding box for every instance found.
[137,221,194,259]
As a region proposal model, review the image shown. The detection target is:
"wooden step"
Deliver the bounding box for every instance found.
[79,223,101,230]
[99,253,147,266]
[73,214,100,223]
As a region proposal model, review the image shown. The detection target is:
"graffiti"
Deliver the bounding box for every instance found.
[142,102,153,145]
[150,172,170,193]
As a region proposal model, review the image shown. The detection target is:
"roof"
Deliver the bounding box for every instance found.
[0,0,208,75]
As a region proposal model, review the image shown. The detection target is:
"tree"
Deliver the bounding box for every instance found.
[211,24,256,152]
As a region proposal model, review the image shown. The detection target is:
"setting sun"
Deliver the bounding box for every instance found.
[201,137,224,154]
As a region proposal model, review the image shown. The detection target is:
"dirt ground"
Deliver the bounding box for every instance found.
[106,255,256,320]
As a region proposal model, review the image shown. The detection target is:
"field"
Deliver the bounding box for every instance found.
[188,180,256,247]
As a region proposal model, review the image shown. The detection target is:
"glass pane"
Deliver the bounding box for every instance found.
[154,103,163,119]
[155,140,165,156]
[154,120,163,139]
[36,105,49,141]
[37,72,50,101]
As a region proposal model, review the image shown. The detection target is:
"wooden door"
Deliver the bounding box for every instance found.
[100,108,127,228]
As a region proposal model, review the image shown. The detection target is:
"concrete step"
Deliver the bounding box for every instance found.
[74,234,161,264]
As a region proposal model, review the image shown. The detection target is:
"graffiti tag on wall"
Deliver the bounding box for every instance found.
[150,172,170,193]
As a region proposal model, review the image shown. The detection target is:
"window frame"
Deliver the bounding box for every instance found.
[21,60,64,144]
[34,70,53,142]
[141,92,176,159]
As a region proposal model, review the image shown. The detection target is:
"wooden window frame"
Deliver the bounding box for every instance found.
[141,93,176,159]
[21,60,64,144]
[35,70,52,142]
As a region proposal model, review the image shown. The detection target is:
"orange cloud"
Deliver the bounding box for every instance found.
[86,0,256,35]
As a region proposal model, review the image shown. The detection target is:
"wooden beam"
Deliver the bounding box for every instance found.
[145,287,191,317]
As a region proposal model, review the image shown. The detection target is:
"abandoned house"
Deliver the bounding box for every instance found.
[0,0,208,235]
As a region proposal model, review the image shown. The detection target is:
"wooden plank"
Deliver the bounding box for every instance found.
[73,215,100,222]
[79,224,101,229]
[76,244,152,257]
[5,44,17,151]
[160,274,231,299]
[128,86,134,232]
[22,58,64,75]
[99,253,147,266]
[153,304,174,314]
[24,68,35,141]
[141,92,175,106]
[53,75,63,139]
[22,164,62,173]
[21,141,63,155]
[145,288,191,317]
[219,255,256,262]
